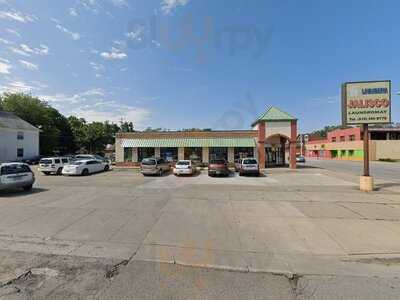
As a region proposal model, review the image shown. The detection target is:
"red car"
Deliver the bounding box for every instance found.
[208,159,230,177]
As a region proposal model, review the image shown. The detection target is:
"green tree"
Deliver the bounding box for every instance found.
[120,121,134,132]
[0,93,74,155]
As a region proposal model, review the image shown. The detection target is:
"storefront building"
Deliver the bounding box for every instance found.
[115,107,298,169]
[305,127,400,161]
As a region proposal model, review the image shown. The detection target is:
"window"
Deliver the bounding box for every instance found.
[17,131,24,140]
[17,148,24,157]
[349,135,356,141]
[184,147,202,163]
[62,158,69,163]
[54,159,61,164]
[234,147,254,160]
[161,148,178,162]
[138,148,155,162]
[340,136,345,142]
[209,147,228,161]
[331,137,336,143]
[124,147,133,162]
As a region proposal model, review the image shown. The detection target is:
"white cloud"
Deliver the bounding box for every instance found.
[0,59,12,74]
[100,47,127,60]
[81,88,105,96]
[39,88,151,127]
[0,37,12,45]
[0,10,38,23]
[55,24,81,40]
[0,81,34,93]
[9,46,30,57]
[161,0,190,15]
[19,59,39,71]
[109,0,128,7]
[69,8,78,17]
[9,44,49,57]
[90,62,105,77]
[6,28,21,37]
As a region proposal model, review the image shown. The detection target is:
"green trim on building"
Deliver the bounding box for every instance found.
[121,138,256,148]
[252,106,297,126]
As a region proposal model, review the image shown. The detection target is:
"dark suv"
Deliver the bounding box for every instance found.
[208,159,230,177]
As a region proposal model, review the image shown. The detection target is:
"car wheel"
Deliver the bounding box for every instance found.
[104,165,110,172]
[43,172,50,176]
[22,184,32,191]
[56,167,63,175]
[239,172,243,176]
[158,169,163,176]
[82,168,89,176]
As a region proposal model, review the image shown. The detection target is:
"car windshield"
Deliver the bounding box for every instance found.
[243,159,257,164]
[142,159,156,165]
[176,161,190,165]
[210,159,225,164]
[40,159,52,164]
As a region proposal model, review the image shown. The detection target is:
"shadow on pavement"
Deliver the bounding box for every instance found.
[0,187,49,198]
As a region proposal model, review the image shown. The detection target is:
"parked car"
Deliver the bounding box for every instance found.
[140,158,171,176]
[38,157,71,175]
[238,158,260,176]
[208,159,230,177]
[75,154,111,170]
[22,155,42,165]
[62,159,105,176]
[173,160,195,176]
[0,162,35,191]
[296,156,306,163]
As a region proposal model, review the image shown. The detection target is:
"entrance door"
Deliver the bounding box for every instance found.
[266,146,285,167]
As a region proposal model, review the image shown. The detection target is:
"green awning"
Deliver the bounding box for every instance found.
[121,138,256,148]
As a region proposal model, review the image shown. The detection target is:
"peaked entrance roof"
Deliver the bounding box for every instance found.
[251,106,296,126]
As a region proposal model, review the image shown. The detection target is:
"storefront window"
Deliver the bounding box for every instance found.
[209,147,228,161]
[138,148,155,162]
[184,147,202,163]
[160,148,178,162]
[234,147,254,160]
[124,148,133,162]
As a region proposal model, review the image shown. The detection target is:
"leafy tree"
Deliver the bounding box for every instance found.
[0,93,72,155]
[120,121,135,132]
[2,92,123,155]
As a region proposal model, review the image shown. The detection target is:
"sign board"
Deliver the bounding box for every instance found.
[342,80,391,125]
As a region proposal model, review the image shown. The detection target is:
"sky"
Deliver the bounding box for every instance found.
[0,0,399,132]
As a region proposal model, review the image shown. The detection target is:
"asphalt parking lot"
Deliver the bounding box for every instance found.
[1,167,400,298]
[1,167,400,274]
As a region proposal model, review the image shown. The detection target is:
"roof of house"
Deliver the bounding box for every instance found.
[0,111,39,132]
[252,106,297,126]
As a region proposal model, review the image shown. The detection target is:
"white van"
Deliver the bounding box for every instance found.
[38,157,71,175]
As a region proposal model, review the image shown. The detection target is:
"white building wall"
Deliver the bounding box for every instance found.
[0,128,39,162]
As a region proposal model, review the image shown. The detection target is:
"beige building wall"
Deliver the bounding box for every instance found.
[132,147,138,162]
[375,140,400,160]
[178,147,185,160]
[265,122,291,139]
[202,147,209,163]
[155,147,161,157]
[115,139,124,163]
[228,147,235,163]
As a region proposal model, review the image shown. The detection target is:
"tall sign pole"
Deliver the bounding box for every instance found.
[342,80,391,192]
[362,124,369,177]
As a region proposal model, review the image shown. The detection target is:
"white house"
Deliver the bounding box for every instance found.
[0,111,40,162]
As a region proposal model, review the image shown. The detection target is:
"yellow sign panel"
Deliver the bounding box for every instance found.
[342,81,391,125]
